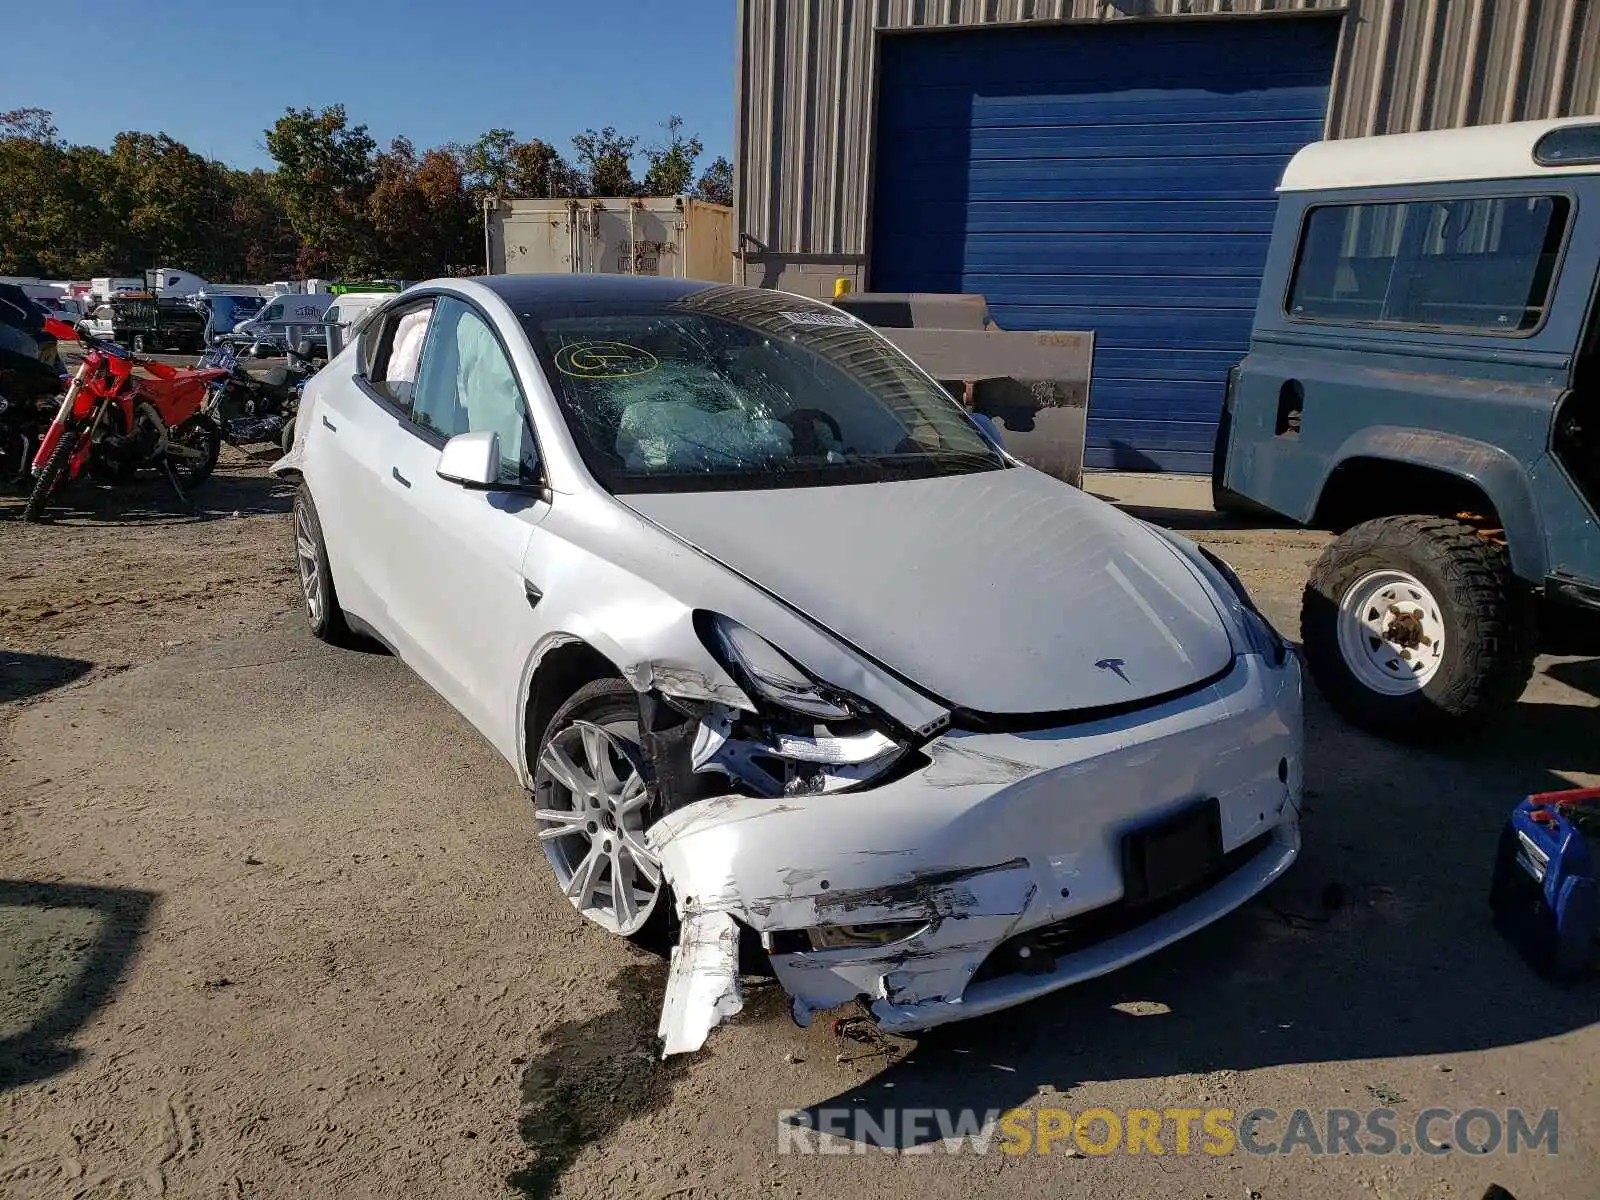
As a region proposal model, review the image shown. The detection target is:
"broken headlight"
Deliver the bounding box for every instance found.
[710,615,856,719]
[697,614,910,796]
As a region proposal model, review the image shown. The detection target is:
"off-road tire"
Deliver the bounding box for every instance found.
[291,483,351,645]
[168,419,221,489]
[280,415,296,455]
[1301,515,1536,739]
[535,677,673,951]
[21,430,77,522]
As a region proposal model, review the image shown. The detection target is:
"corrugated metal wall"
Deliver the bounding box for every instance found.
[736,0,1600,289]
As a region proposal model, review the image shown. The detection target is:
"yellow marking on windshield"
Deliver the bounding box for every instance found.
[554,341,659,379]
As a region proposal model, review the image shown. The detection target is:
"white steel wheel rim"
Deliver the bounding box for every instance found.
[294,505,324,626]
[1336,568,1447,695]
[535,718,660,936]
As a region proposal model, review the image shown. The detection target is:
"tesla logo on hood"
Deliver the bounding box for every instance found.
[1095,658,1130,684]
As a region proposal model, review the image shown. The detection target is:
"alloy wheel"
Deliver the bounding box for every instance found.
[294,503,324,627]
[535,717,661,936]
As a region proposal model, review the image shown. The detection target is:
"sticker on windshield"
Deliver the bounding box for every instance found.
[781,310,855,328]
[554,341,659,379]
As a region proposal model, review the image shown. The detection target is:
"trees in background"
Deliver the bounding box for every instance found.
[571,126,640,197]
[264,105,378,278]
[0,106,732,282]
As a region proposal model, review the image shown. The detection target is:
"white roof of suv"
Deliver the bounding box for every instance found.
[1279,116,1600,193]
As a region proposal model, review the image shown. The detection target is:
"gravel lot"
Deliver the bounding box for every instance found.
[1,449,1597,1200]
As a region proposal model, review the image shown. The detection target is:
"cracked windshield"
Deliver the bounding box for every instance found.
[521,296,1006,492]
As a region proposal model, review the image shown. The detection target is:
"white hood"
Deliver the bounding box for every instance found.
[622,466,1235,716]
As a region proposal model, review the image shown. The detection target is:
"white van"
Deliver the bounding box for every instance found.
[324,292,388,333]
[229,293,338,354]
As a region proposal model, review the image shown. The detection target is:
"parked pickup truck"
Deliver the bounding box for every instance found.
[1213,117,1600,740]
[109,294,207,354]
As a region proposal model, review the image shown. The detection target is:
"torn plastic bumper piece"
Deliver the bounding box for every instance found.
[647,652,1303,1055]
[658,910,744,1056]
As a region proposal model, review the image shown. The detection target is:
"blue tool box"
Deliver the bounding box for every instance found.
[1489,787,1600,981]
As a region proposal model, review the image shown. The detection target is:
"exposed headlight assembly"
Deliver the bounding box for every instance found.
[697,614,909,796]
[711,616,854,720]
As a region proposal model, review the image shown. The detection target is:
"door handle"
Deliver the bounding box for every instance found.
[391,466,411,488]
[321,414,338,432]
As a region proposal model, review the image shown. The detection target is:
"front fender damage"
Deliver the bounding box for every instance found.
[629,656,986,1056]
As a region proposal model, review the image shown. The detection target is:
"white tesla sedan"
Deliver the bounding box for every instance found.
[275,276,1303,1054]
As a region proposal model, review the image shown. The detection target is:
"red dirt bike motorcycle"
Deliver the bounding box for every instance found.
[23,319,231,522]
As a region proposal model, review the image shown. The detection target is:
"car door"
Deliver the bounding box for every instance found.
[381,294,548,763]
[309,298,435,636]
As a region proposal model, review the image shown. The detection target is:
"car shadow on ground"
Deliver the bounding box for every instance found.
[0,879,157,1092]
[506,955,689,1199]
[1544,656,1600,701]
[0,651,93,704]
[0,460,290,526]
[786,689,1600,1148]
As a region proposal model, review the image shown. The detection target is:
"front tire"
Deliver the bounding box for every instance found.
[1301,515,1536,738]
[532,678,667,943]
[291,484,350,644]
[22,429,77,522]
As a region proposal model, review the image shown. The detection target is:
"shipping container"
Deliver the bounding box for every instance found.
[484,196,734,282]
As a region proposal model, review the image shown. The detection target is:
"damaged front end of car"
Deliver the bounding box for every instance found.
[630,605,1304,1059]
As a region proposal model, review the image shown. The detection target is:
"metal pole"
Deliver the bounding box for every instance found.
[482,195,495,274]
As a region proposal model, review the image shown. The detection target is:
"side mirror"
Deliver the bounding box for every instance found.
[436,430,500,488]
[972,412,1005,448]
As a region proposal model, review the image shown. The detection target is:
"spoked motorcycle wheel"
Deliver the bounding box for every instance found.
[22,429,78,522]
[165,419,222,489]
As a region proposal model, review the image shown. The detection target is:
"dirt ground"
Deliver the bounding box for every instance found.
[1,453,1597,1200]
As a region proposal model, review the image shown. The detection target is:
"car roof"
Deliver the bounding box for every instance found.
[1279,116,1600,193]
[470,274,718,308]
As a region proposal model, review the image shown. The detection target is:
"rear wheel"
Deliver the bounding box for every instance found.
[166,418,221,489]
[22,429,77,522]
[533,678,667,944]
[291,484,350,644]
[1301,515,1536,739]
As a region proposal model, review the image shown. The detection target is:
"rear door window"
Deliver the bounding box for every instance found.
[366,302,435,413]
[1287,194,1570,335]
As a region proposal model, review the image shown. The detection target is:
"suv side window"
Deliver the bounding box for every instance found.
[1288,194,1570,335]
[367,302,435,412]
[410,297,539,485]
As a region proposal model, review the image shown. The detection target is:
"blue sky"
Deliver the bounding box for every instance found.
[4,0,735,172]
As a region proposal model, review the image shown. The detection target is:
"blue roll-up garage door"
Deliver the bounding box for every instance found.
[870,18,1339,473]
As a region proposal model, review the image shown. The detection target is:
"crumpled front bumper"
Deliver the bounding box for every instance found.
[649,652,1302,1054]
